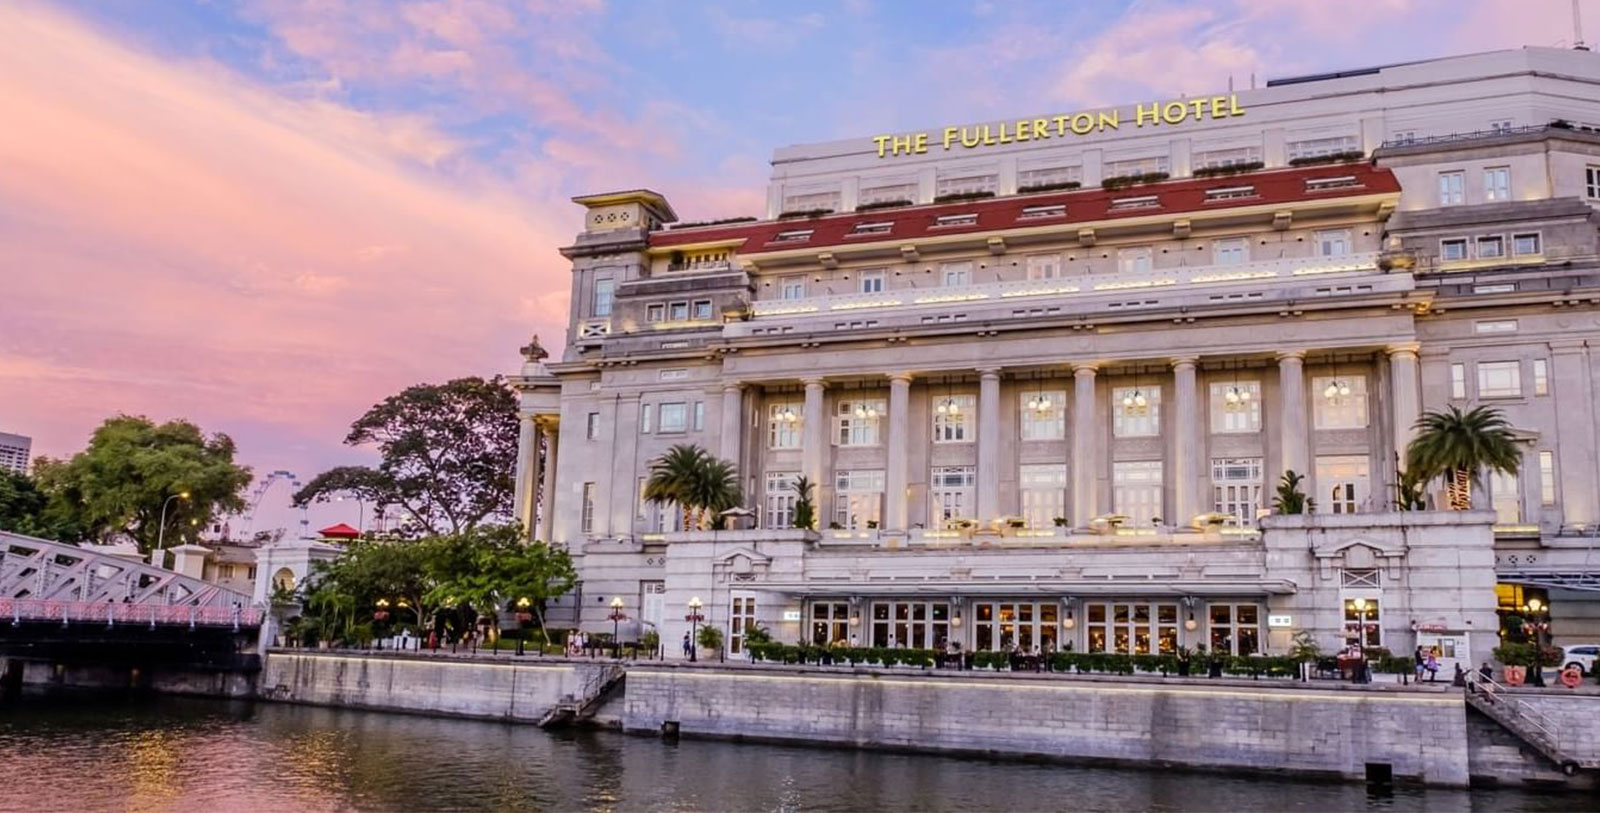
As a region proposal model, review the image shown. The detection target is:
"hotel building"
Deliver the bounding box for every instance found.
[514,47,1600,664]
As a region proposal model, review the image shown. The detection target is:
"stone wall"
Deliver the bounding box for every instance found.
[260,651,607,722]
[622,664,1472,786]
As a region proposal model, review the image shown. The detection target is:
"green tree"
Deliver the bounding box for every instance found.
[1405,405,1521,510]
[1271,470,1311,515]
[426,524,577,641]
[0,469,57,538]
[294,377,519,536]
[791,475,817,530]
[31,416,250,551]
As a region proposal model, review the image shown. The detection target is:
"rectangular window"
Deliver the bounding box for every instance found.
[850,222,893,237]
[1533,359,1548,396]
[1317,456,1370,514]
[1286,135,1357,160]
[1440,238,1468,261]
[692,300,713,320]
[1204,185,1256,202]
[1194,145,1262,169]
[773,229,814,244]
[1112,386,1161,437]
[782,190,839,213]
[1212,237,1248,266]
[1437,171,1464,206]
[729,593,756,655]
[779,275,806,300]
[1490,119,1514,134]
[693,401,705,432]
[859,182,916,206]
[1113,461,1163,527]
[658,402,688,432]
[930,466,976,525]
[1477,361,1522,398]
[1210,603,1262,656]
[1540,451,1557,507]
[1026,254,1062,280]
[668,301,689,321]
[932,394,976,443]
[810,601,852,645]
[1475,320,1517,334]
[585,412,600,440]
[1314,229,1351,257]
[935,173,997,197]
[1476,236,1504,259]
[1491,470,1521,524]
[1312,375,1368,429]
[1109,195,1160,211]
[646,303,665,322]
[833,469,885,529]
[1019,204,1066,220]
[1305,175,1360,192]
[1105,156,1170,176]
[1211,458,1263,526]
[1084,601,1180,655]
[580,482,596,534]
[1588,166,1600,199]
[1343,597,1381,649]
[764,471,798,530]
[1484,167,1510,202]
[1019,389,1066,440]
[941,261,972,286]
[858,268,886,293]
[1512,233,1540,256]
[640,403,653,433]
[1451,363,1467,399]
[1209,381,1261,433]
[1018,164,1082,188]
[1117,247,1152,274]
[934,213,978,228]
[592,278,614,317]
[1019,464,1068,529]
[768,402,802,449]
[835,398,885,446]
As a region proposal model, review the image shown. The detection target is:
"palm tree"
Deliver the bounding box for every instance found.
[644,444,706,530]
[1405,405,1521,510]
[790,475,816,530]
[1272,470,1311,515]
[689,457,742,530]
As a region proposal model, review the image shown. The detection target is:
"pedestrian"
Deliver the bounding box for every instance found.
[1413,646,1426,682]
[1424,650,1439,682]
[682,630,693,658]
[1479,661,1493,681]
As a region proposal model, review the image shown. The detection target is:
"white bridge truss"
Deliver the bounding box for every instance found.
[1,531,254,620]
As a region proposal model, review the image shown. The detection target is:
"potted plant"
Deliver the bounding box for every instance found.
[1175,645,1194,677]
[1287,630,1322,680]
[697,625,724,661]
[640,629,661,659]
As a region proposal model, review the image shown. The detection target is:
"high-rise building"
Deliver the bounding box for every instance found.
[0,432,31,474]
[515,47,1600,665]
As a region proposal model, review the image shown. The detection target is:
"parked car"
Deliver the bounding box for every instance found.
[1559,644,1599,675]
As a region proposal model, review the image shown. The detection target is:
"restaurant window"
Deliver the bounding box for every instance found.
[1211,458,1263,526]
[1312,375,1367,429]
[1019,464,1067,529]
[858,268,886,293]
[871,600,951,649]
[1208,381,1260,433]
[779,275,806,300]
[768,402,802,449]
[835,398,884,446]
[1113,461,1163,527]
[764,472,798,530]
[1084,601,1179,655]
[1343,597,1381,648]
[1317,455,1370,514]
[1477,361,1521,398]
[658,402,688,433]
[833,469,884,529]
[930,466,975,525]
[580,482,596,534]
[1212,237,1249,266]
[1539,451,1557,507]
[1209,603,1261,656]
[1314,229,1351,257]
[1112,386,1161,437]
[1437,171,1464,206]
[1018,389,1066,440]
[941,261,972,286]
[972,601,1058,653]
[1117,247,1152,274]
[810,601,851,645]
[592,278,614,317]
[932,394,976,443]
[1484,167,1510,202]
[1026,254,1063,280]
[1491,470,1522,524]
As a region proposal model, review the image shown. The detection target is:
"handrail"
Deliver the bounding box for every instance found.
[0,597,261,628]
[1465,670,1566,758]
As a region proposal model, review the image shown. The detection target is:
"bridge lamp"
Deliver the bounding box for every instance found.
[157,491,191,551]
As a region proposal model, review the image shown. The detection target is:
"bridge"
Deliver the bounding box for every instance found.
[1,532,261,694]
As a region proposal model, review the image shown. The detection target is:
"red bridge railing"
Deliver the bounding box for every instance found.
[0,598,263,628]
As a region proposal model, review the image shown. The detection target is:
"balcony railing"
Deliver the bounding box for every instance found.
[750,252,1382,318]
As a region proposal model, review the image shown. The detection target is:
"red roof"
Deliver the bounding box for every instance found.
[650,163,1398,255]
[318,522,362,539]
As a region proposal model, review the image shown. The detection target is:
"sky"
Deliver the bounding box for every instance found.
[0,0,1584,534]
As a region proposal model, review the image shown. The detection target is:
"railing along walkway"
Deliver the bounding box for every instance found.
[1465,671,1588,775]
[0,598,261,629]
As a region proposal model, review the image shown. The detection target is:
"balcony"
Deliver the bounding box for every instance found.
[748,252,1383,319]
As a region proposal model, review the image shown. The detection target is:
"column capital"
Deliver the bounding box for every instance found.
[1171,356,1199,371]
[800,376,827,389]
[977,366,1002,380]
[1275,349,1307,363]
[1385,343,1421,359]
[1550,339,1589,355]
[722,381,745,394]
[1072,362,1099,376]
[887,372,915,384]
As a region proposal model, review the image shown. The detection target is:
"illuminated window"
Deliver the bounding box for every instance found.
[930,466,975,524]
[1534,359,1548,396]
[1313,376,1367,429]
[764,472,798,530]
[767,402,802,449]
[1343,597,1381,648]
[1318,456,1370,514]
[592,278,614,317]
[1212,237,1249,265]
[1112,386,1161,437]
[1209,603,1261,656]
[835,399,885,446]
[1019,464,1067,529]
[1211,458,1263,526]
[1026,254,1063,280]
[1018,390,1066,440]
[1477,361,1521,398]
[833,469,884,529]
[932,394,976,443]
[1209,381,1260,433]
[1084,601,1179,655]
[1113,461,1163,526]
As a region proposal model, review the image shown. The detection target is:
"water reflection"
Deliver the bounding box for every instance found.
[0,693,1585,812]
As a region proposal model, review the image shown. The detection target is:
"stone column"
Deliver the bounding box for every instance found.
[539,426,560,543]
[720,382,744,470]
[977,367,1002,523]
[1172,358,1200,526]
[1277,351,1309,480]
[801,378,828,523]
[886,373,913,532]
[1072,364,1099,528]
[1388,344,1421,470]
[1552,342,1598,528]
[513,414,540,532]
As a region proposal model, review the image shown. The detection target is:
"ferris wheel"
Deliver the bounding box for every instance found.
[242,469,302,535]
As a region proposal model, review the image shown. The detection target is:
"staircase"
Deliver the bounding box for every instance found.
[538,664,625,729]
[1465,672,1589,776]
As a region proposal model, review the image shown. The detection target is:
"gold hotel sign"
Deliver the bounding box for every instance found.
[871,94,1246,158]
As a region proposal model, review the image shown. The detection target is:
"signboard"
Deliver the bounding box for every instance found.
[871,95,1247,158]
[1267,614,1293,629]
[782,610,802,622]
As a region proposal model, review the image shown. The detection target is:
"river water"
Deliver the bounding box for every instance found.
[0,693,1587,812]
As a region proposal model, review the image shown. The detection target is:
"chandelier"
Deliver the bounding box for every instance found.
[776,405,799,423]
[1121,373,1149,415]
[1026,386,1054,414]
[853,402,880,419]
[936,379,961,415]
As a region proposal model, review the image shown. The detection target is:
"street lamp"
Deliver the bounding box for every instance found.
[157,491,191,552]
[1352,597,1370,684]
[686,596,705,662]
[608,597,627,658]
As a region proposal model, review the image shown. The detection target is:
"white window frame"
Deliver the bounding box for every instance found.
[930,466,976,525]
[1113,460,1163,527]
[658,402,689,433]
[1317,455,1370,515]
[1112,386,1161,438]
[1438,170,1465,206]
[1533,359,1548,396]
[1208,381,1261,434]
[580,482,597,534]
[764,472,798,530]
[1491,470,1522,524]
[1440,238,1468,262]
[1512,233,1540,256]
[1451,364,1467,399]
[1476,235,1505,259]
[932,394,976,443]
[1212,237,1248,266]
[640,403,654,434]
[1019,463,1067,529]
[1314,229,1351,257]
[1018,390,1066,441]
[668,301,689,321]
[1026,254,1062,280]
[646,303,665,322]
[941,261,972,286]
[592,278,614,317]
[1210,457,1263,526]
[1539,451,1557,507]
[1483,166,1510,202]
[1476,361,1522,399]
[1117,247,1153,273]
[1587,165,1600,200]
[692,299,713,320]
[768,402,802,449]
[833,469,885,529]
[858,268,886,293]
[834,398,885,447]
[779,275,806,300]
[1312,375,1368,429]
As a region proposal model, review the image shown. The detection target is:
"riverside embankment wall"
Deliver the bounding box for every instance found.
[259,651,611,722]
[621,664,1474,786]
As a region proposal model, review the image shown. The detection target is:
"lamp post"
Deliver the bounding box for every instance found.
[1524,598,1549,686]
[608,597,627,658]
[686,596,705,662]
[156,491,191,553]
[1352,597,1370,684]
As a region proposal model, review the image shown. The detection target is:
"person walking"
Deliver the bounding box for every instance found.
[682,630,693,659]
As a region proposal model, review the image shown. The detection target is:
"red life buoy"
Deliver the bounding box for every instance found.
[1560,666,1582,688]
